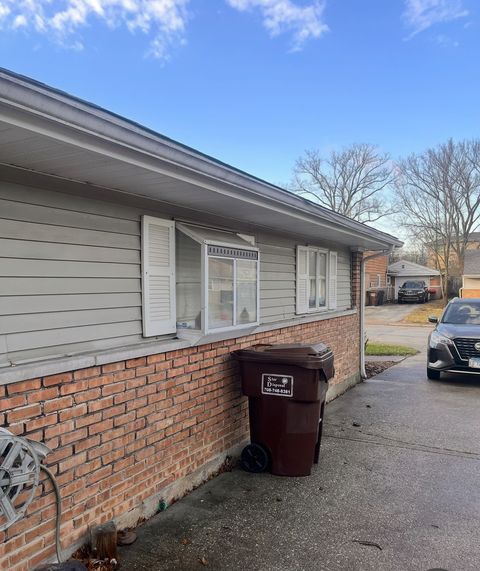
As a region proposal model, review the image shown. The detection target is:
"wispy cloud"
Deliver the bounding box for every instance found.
[435,33,459,47]
[403,0,468,38]
[0,0,190,60]
[226,0,328,51]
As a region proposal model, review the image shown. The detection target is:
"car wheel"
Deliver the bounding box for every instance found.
[427,367,441,380]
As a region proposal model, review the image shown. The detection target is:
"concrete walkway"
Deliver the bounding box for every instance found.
[120,327,480,571]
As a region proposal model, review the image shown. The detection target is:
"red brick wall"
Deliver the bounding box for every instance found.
[364,252,388,288]
[0,255,362,570]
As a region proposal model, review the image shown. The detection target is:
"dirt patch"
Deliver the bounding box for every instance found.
[365,361,397,378]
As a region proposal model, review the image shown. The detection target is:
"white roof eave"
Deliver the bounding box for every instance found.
[0,68,403,251]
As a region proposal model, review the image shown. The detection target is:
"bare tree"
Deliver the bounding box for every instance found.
[390,245,428,266]
[291,143,395,223]
[395,139,480,299]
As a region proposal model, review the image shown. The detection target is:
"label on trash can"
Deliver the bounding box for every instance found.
[261,374,294,397]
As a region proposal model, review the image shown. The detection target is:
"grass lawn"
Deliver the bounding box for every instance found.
[365,342,418,356]
[402,298,445,324]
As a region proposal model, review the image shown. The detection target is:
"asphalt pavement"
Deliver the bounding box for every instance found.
[120,325,480,571]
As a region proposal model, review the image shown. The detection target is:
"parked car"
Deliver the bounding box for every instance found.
[427,297,480,379]
[398,280,429,303]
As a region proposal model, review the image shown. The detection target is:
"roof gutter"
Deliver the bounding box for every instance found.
[360,247,395,379]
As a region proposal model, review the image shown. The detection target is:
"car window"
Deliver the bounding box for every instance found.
[442,302,480,325]
[402,281,424,288]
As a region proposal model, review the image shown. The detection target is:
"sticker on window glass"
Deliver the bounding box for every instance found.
[261,374,293,397]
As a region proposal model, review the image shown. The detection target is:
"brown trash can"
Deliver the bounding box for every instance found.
[232,343,334,477]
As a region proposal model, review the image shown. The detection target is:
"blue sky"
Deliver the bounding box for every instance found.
[0,0,479,190]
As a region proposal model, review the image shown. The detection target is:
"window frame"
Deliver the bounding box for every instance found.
[202,243,260,334]
[296,245,338,315]
[308,247,329,311]
[304,246,330,314]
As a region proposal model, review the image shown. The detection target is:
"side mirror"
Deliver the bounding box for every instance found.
[428,316,438,324]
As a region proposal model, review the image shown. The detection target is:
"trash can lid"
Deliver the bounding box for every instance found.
[232,342,333,369]
[255,343,330,356]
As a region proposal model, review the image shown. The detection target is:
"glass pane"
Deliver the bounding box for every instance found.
[318,253,327,278]
[319,278,326,306]
[176,232,202,329]
[309,278,317,308]
[208,258,234,329]
[236,260,257,324]
[309,251,316,277]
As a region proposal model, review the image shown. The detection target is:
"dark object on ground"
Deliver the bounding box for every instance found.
[73,529,119,570]
[398,280,429,303]
[35,563,87,571]
[365,361,397,378]
[91,521,118,561]
[117,530,137,546]
[427,297,480,379]
[232,343,334,477]
[352,422,361,427]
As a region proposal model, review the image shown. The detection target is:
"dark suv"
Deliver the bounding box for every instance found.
[398,280,429,303]
[427,297,480,380]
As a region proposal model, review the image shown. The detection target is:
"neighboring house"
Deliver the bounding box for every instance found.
[460,250,480,298]
[388,260,442,300]
[364,251,394,304]
[0,69,401,570]
[426,231,480,276]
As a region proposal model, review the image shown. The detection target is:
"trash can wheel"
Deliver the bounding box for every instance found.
[241,443,269,473]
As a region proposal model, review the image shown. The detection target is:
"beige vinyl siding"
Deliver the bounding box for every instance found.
[257,233,352,323]
[0,180,354,366]
[0,181,147,366]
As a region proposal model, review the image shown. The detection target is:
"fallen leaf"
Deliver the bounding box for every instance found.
[180,537,191,545]
[352,540,382,550]
[199,556,208,566]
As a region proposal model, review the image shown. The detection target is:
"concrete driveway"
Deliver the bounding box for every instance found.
[120,326,480,571]
[365,301,437,325]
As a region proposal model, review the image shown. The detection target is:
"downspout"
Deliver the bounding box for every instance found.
[360,246,395,379]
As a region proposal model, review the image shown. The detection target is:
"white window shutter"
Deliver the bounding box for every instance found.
[328,251,338,309]
[141,216,176,336]
[296,246,309,314]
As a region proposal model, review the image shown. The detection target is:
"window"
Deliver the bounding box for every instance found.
[176,224,259,333]
[207,249,258,330]
[308,249,327,308]
[296,246,337,314]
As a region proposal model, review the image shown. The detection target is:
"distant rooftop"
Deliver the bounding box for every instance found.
[464,250,480,275]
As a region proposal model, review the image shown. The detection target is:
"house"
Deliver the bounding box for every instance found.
[460,250,480,298]
[426,231,480,277]
[0,69,401,570]
[364,251,394,304]
[388,260,442,300]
